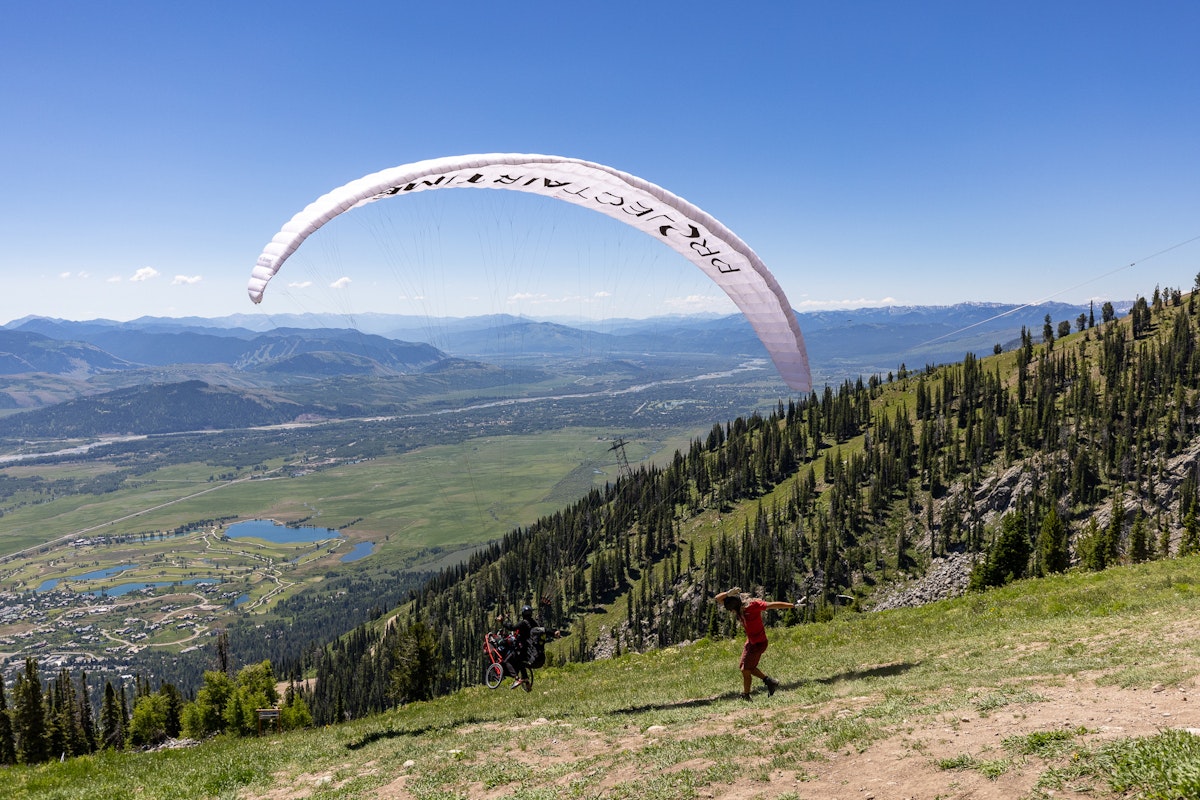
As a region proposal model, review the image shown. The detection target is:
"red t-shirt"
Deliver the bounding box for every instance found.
[741,598,769,644]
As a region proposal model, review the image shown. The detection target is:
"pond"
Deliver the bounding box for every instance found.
[87,578,216,598]
[340,542,375,562]
[74,564,139,581]
[225,519,343,544]
[37,564,139,592]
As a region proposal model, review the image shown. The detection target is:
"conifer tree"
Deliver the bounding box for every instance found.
[159,683,183,738]
[1038,507,1069,575]
[1182,507,1200,556]
[1128,513,1151,563]
[100,680,125,750]
[970,511,1031,590]
[51,667,86,758]
[77,672,97,754]
[0,673,16,765]
[13,657,49,764]
[1078,516,1107,571]
[1105,496,1125,565]
[390,622,441,703]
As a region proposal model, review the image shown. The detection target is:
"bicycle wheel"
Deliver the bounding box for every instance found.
[485,662,503,689]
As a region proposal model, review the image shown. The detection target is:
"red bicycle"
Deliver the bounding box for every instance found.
[483,631,533,690]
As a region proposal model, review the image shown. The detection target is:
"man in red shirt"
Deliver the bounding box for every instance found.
[714,587,793,700]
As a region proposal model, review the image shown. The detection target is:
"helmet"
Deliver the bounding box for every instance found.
[521,605,534,620]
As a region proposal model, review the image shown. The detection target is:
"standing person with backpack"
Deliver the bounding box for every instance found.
[714,586,792,700]
[496,605,536,691]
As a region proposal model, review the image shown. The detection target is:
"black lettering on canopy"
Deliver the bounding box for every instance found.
[657,221,698,238]
[656,220,738,273]
[381,174,457,196]
[622,201,656,218]
[560,185,593,200]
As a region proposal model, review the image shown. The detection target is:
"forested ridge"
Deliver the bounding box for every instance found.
[297,283,1200,726]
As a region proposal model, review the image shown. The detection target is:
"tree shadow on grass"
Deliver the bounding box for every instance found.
[346,713,498,750]
[799,660,918,689]
[610,662,919,714]
[610,691,748,715]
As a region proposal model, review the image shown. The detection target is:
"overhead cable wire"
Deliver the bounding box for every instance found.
[914,233,1200,349]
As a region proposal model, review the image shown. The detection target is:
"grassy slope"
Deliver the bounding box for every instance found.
[8,555,1200,799]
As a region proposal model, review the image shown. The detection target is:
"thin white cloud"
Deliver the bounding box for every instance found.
[287,280,313,289]
[172,275,202,285]
[330,277,352,290]
[107,275,122,283]
[793,297,898,309]
[663,294,734,312]
[130,267,159,282]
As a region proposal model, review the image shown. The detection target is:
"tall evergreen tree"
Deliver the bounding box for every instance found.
[99,680,125,750]
[13,657,49,764]
[77,672,97,754]
[970,511,1031,589]
[0,673,16,765]
[1038,506,1069,575]
[1182,506,1200,556]
[1128,513,1151,563]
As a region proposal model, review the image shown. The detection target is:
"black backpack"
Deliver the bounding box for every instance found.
[526,626,547,668]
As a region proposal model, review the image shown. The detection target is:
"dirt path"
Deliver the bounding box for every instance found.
[762,681,1197,799]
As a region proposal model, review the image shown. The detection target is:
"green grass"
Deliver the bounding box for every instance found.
[7,556,1200,798]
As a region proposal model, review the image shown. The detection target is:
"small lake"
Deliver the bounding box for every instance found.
[225,519,342,544]
[340,542,375,562]
[87,578,215,598]
[37,564,138,592]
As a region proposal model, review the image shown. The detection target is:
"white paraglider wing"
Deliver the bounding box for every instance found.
[248,153,811,391]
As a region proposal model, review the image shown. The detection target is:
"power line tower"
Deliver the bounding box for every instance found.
[608,437,632,481]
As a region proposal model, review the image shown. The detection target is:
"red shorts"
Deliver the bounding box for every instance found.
[740,639,768,671]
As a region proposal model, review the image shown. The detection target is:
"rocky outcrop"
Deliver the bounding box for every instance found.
[871,551,975,611]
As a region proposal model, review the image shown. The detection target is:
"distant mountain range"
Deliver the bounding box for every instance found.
[0,301,1128,429]
[4,300,1125,374]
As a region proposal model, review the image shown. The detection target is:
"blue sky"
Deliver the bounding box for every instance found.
[3,1,1198,325]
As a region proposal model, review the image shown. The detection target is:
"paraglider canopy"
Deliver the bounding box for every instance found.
[249,153,811,391]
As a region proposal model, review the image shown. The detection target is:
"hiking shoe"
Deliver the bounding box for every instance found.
[765,677,780,697]
[522,680,532,693]
[510,680,523,690]
[740,693,752,701]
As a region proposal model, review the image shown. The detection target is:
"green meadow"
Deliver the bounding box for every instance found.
[0,427,706,644]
